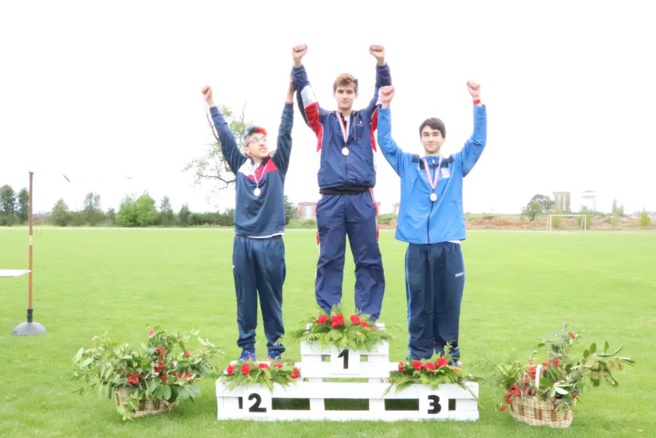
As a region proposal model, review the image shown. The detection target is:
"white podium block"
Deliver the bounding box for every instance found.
[299,341,394,380]
[216,379,479,421]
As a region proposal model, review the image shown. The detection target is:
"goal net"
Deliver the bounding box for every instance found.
[548,214,588,231]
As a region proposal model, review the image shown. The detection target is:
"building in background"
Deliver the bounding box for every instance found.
[553,192,571,212]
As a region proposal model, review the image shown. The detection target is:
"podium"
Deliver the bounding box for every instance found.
[216,339,479,421]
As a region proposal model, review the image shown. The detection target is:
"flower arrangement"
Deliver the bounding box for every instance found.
[386,347,476,395]
[73,327,220,420]
[219,359,301,391]
[496,323,634,427]
[289,304,392,351]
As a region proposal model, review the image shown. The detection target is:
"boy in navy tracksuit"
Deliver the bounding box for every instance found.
[290,44,390,321]
[377,83,487,363]
[201,81,294,361]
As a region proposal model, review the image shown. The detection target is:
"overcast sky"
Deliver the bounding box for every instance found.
[1,0,654,215]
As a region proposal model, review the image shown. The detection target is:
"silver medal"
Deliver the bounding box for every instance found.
[430,192,437,202]
[254,187,261,197]
[342,147,349,156]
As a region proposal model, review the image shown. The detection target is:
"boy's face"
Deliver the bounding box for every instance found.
[420,126,445,156]
[333,84,358,112]
[244,134,269,162]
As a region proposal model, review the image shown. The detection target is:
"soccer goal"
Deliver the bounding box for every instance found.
[547,214,587,231]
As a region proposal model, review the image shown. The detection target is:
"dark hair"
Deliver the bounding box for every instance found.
[419,118,446,138]
[243,126,267,143]
[333,73,358,93]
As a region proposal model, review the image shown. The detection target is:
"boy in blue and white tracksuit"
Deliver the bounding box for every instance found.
[377,83,487,362]
[290,44,390,321]
[201,82,294,361]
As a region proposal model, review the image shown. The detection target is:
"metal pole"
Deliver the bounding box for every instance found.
[28,171,34,321]
[12,171,46,335]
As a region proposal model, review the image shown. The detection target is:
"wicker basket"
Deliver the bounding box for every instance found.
[509,396,573,428]
[114,387,170,417]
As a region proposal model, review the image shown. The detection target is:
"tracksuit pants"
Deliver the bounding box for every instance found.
[405,242,465,360]
[232,235,286,358]
[315,191,385,321]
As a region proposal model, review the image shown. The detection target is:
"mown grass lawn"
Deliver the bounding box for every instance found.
[1,227,654,437]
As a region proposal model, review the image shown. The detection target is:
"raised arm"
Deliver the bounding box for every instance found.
[376,85,404,175]
[368,45,392,112]
[459,81,487,176]
[201,85,244,173]
[273,77,295,173]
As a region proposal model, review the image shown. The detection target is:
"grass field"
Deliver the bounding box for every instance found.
[1,227,654,437]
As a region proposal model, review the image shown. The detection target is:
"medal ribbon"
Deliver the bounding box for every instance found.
[422,156,443,193]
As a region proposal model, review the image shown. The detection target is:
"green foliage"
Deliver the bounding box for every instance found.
[177,204,191,226]
[378,213,397,224]
[496,323,634,413]
[638,209,651,228]
[116,194,158,227]
[50,198,72,226]
[287,219,317,229]
[522,194,554,221]
[218,359,300,391]
[0,184,16,216]
[284,195,295,225]
[185,104,248,191]
[159,196,175,226]
[17,188,29,223]
[577,206,592,228]
[72,327,220,420]
[387,346,476,394]
[289,304,393,351]
[82,192,105,226]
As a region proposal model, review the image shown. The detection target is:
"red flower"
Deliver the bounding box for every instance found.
[360,322,369,328]
[424,362,436,371]
[499,405,507,411]
[155,359,165,373]
[398,361,405,372]
[156,347,167,356]
[290,367,300,379]
[274,363,283,369]
[331,314,345,328]
[148,330,154,337]
[226,364,235,375]
[570,333,576,339]
[350,314,361,325]
[552,358,560,366]
[258,363,270,369]
[572,392,578,398]
[128,373,140,386]
[317,315,329,325]
[241,363,251,375]
[436,357,448,367]
[184,350,190,358]
[160,373,168,383]
[528,366,537,378]
[412,360,422,371]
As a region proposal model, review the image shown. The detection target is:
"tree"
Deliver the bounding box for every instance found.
[284,196,295,225]
[178,204,191,227]
[0,184,16,216]
[184,104,250,192]
[17,188,29,223]
[82,192,104,226]
[638,209,651,228]
[116,194,158,227]
[521,194,554,221]
[159,196,175,226]
[51,199,72,226]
